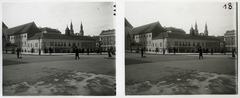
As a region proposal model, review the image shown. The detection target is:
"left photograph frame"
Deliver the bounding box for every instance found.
[2,2,116,96]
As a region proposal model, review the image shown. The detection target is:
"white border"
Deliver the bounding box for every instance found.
[0,0,239,98]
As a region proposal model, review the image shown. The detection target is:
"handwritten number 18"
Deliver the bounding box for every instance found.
[223,3,232,9]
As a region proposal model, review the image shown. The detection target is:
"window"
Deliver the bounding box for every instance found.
[50,42,54,46]
[160,42,162,47]
[24,35,26,38]
[78,42,79,46]
[202,42,204,46]
[193,42,195,46]
[55,42,57,46]
[188,42,190,46]
[179,41,181,46]
[35,43,38,47]
[64,42,66,46]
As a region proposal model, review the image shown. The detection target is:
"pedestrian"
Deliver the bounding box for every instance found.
[140,47,144,58]
[82,48,84,54]
[16,48,20,58]
[211,48,213,55]
[87,48,89,55]
[108,47,112,57]
[173,47,176,54]
[199,47,203,59]
[75,47,80,59]
[49,47,52,55]
[232,48,235,57]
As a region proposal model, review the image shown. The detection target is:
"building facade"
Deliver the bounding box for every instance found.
[131,21,221,53]
[224,30,236,51]
[27,33,96,53]
[7,21,96,53]
[100,29,115,51]
[125,18,133,50]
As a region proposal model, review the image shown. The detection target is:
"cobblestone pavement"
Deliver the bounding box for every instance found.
[126,68,236,95]
[3,68,115,95]
[125,52,237,95]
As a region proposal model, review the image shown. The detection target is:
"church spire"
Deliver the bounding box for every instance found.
[80,21,84,36]
[194,20,199,35]
[204,22,208,36]
[65,25,70,35]
[70,20,74,35]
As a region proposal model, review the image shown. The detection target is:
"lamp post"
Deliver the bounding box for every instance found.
[38,36,41,55]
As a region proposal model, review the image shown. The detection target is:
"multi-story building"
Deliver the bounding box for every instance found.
[27,33,96,53]
[7,21,96,53]
[131,21,221,53]
[2,22,8,51]
[100,29,115,51]
[224,30,236,51]
[125,18,133,50]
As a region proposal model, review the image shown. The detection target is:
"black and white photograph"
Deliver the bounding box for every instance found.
[125,2,238,95]
[2,2,116,95]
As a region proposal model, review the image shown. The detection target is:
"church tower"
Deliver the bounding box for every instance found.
[190,25,195,35]
[65,25,70,35]
[194,21,199,35]
[70,20,74,35]
[204,22,208,36]
[80,21,84,36]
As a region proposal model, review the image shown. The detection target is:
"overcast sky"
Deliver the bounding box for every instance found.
[3,2,115,36]
[126,2,236,36]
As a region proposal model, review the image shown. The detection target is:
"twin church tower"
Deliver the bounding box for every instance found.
[65,20,84,36]
[190,21,208,36]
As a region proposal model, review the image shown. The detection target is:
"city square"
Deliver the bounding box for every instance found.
[125,2,237,95]
[125,52,237,94]
[3,53,115,95]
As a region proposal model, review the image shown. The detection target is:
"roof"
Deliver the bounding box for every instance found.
[28,33,96,41]
[100,29,115,35]
[153,33,220,41]
[164,27,186,34]
[2,22,8,28]
[41,27,61,34]
[7,22,41,36]
[125,18,133,28]
[132,21,166,37]
[224,30,235,36]
[91,36,100,41]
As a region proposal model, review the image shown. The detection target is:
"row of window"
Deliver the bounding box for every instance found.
[224,37,235,41]
[151,41,219,47]
[101,41,115,45]
[28,41,95,48]
[135,34,152,39]
[100,36,115,41]
[11,35,27,39]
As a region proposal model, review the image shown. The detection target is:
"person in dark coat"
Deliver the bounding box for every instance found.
[49,47,52,55]
[173,47,176,54]
[140,47,144,58]
[108,47,112,57]
[16,48,20,58]
[75,47,80,59]
[211,48,213,55]
[82,48,84,54]
[199,47,203,59]
[87,48,89,55]
[232,48,235,57]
